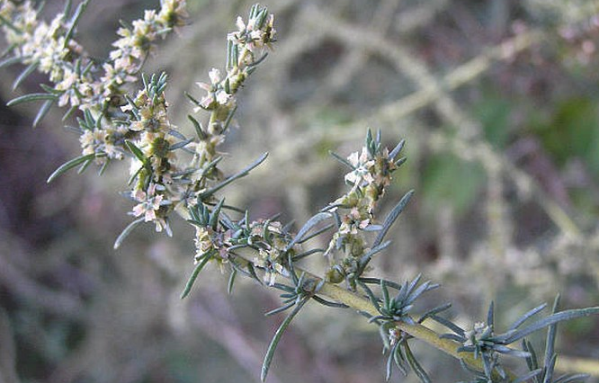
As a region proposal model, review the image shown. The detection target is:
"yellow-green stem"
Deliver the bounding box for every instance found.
[233,247,511,379]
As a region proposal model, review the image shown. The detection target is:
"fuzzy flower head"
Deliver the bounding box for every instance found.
[2,1,38,46]
[463,322,494,348]
[194,226,232,272]
[55,67,93,107]
[249,220,290,251]
[247,220,292,286]
[158,0,188,29]
[129,98,169,133]
[228,7,276,53]
[79,125,129,162]
[110,11,160,73]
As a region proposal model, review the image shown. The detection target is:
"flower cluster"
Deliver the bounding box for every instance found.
[1,0,186,117]
[250,221,291,286]
[463,322,494,350]
[4,4,599,383]
[131,183,171,233]
[1,1,82,82]
[324,131,405,287]
[190,3,276,170]
[1,0,192,234]
[228,9,275,54]
[194,225,231,262]
[189,202,293,286]
[106,0,188,92]
[79,123,129,161]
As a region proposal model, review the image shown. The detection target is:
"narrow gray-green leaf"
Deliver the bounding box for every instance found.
[508,303,547,332]
[292,248,324,262]
[358,240,391,269]
[381,280,390,307]
[403,343,432,383]
[7,92,56,107]
[180,253,213,299]
[373,190,414,247]
[33,99,55,127]
[389,139,406,161]
[499,306,599,344]
[386,349,394,381]
[199,152,268,200]
[296,223,334,245]
[169,138,193,151]
[544,295,561,383]
[487,301,495,327]
[222,105,237,132]
[47,153,96,183]
[113,217,145,249]
[227,268,237,294]
[12,61,39,90]
[261,298,308,382]
[432,314,465,336]
[418,303,452,324]
[513,369,543,383]
[64,0,89,47]
[0,14,19,33]
[329,150,355,169]
[553,374,590,383]
[62,105,78,121]
[188,114,207,139]
[77,156,94,174]
[286,211,331,251]
[0,56,20,69]
[1,42,16,58]
[312,295,347,309]
[226,39,233,70]
[62,0,73,20]
[209,198,225,229]
[393,344,409,376]
[522,340,540,381]
[40,83,62,95]
[543,354,558,383]
[125,140,148,164]
[264,301,296,317]
[185,91,201,106]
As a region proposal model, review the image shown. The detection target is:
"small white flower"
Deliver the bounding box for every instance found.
[235,16,246,31]
[215,89,232,105]
[344,148,375,186]
[132,184,164,222]
[208,68,221,85]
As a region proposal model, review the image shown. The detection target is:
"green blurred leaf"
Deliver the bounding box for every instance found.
[535,98,599,176]
[421,153,485,215]
[473,93,512,149]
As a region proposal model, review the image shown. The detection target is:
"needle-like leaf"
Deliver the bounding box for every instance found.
[47,153,96,183]
[261,297,308,382]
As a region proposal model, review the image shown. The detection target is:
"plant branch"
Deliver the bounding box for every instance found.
[232,247,509,378]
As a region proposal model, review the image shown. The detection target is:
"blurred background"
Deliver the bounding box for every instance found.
[1,0,598,382]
